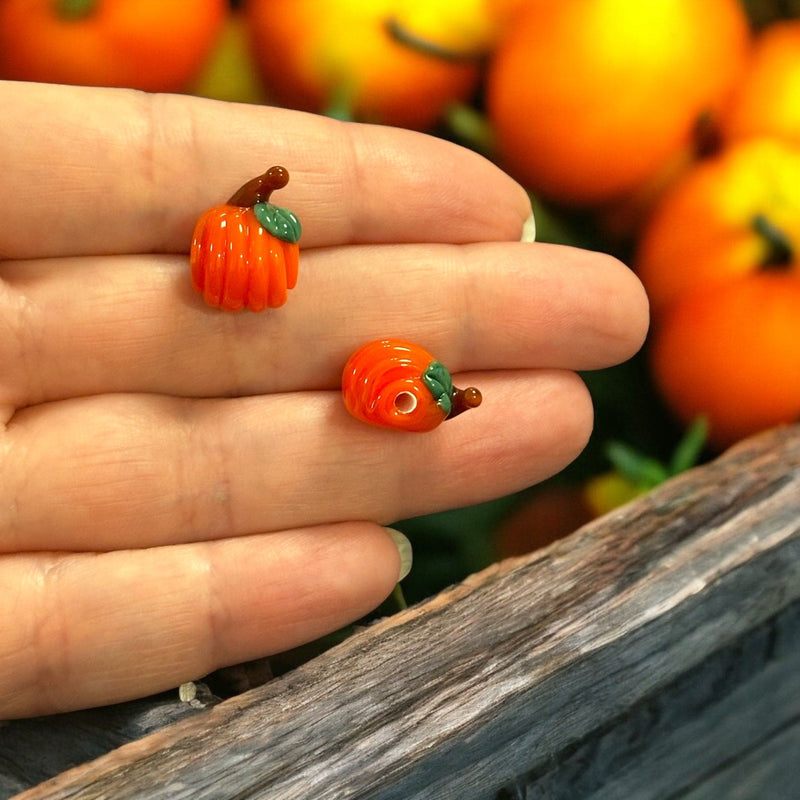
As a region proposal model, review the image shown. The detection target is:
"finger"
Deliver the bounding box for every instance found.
[1,243,648,409]
[0,523,403,718]
[1,370,592,553]
[0,81,530,260]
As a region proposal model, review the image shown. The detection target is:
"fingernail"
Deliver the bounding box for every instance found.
[385,528,413,582]
[520,210,536,242]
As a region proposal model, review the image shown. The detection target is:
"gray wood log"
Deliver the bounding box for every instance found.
[0,691,216,798]
[6,424,800,800]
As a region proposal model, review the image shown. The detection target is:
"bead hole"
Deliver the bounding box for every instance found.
[394,391,418,414]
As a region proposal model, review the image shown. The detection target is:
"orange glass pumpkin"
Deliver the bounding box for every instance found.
[190,165,301,311]
[342,339,481,432]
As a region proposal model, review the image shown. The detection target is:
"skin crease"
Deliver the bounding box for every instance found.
[0,81,649,718]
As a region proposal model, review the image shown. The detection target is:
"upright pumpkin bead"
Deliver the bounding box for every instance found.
[190,165,302,311]
[342,339,482,432]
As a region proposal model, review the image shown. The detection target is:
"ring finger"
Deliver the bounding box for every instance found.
[1,370,592,553]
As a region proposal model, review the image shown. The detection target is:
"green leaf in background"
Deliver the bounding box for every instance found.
[57,0,96,20]
[668,416,709,475]
[444,102,495,157]
[604,415,709,491]
[605,441,669,489]
[253,202,302,243]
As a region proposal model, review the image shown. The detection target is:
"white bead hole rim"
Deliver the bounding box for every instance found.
[394,391,418,414]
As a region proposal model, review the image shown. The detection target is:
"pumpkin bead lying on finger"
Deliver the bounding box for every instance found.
[190,165,302,311]
[342,339,482,432]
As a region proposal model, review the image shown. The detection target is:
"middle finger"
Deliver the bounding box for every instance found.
[1,243,646,408]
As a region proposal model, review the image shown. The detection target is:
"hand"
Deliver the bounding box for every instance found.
[0,81,648,718]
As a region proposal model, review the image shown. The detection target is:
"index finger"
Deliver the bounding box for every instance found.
[0,81,531,260]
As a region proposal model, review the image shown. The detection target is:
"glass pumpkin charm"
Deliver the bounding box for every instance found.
[342,338,482,432]
[190,165,302,311]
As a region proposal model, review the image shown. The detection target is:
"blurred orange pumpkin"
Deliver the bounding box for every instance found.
[650,274,800,449]
[0,0,227,92]
[486,0,750,205]
[636,138,800,317]
[720,19,800,147]
[243,0,481,130]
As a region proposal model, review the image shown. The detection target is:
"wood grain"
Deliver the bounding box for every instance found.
[8,424,800,800]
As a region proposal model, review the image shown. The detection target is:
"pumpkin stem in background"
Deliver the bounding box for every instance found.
[57,0,97,19]
[385,17,483,63]
[448,386,482,419]
[692,111,723,159]
[753,213,794,269]
[228,166,290,207]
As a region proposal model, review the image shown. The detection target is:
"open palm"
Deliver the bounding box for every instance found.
[0,82,648,718]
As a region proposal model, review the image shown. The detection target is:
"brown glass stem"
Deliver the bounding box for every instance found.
[448,386,482,419]
[227,166,290,207]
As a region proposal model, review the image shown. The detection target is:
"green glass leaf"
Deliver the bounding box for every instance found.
[253,202,302,244]
[422,361,454,417]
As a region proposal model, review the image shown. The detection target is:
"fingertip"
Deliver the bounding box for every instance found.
[559,370,595,465]
[600,252,651,362]
[211,524,405,656]
[339,123,532,245]
[627,270,651,357]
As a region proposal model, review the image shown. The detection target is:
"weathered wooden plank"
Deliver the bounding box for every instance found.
[497,601,800,799]
[681,718,800,800]
[0,663,272,799]
[0,689,217,799]
[9,425,800,800]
